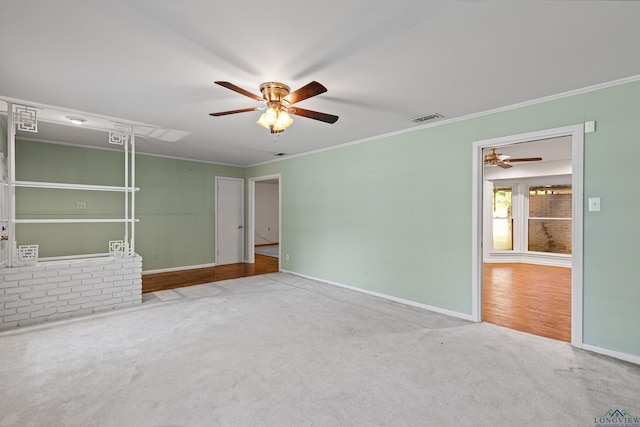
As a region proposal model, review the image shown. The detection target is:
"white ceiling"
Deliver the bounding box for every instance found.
[483,135,573,162]
[1,1,639,166]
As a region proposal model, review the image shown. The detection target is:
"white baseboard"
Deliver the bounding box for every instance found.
[484,254,571,268]
[581,343,640,365]
[142,262,216,275]
[281,269,473,321]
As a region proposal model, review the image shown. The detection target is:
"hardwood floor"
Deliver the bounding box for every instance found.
[144,258,569,341]
[482,263,571,342]
[142,254,279,293]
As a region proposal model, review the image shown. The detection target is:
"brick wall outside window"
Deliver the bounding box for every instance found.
[528,193,572,254]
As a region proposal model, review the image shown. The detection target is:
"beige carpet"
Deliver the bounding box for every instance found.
[1,272,639,426]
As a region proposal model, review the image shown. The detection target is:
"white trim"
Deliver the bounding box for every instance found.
[214,176,245,266]
[571,127,585,346]
[282,270,473,321]
[142,262,216,275]
[131,126,136,254]
[247,74,640,168]
[471,124,585,347]
[484,253,572,268]
[247,174,281,264]
[129,150,241,168]
[7,103,16,265]
[125,125,129,250]
[248,180,255,264]
[581,344,640,366]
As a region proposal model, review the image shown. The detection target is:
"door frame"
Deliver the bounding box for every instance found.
[471,124,584,347]
[214,176,245,265]
[247,174,281,264]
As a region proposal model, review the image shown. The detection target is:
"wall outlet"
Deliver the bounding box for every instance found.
[76,201,87,209]
[285,253,290,261]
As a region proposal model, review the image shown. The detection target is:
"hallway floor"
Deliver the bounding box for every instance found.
[142,254,278,293]
[483,262,571,341]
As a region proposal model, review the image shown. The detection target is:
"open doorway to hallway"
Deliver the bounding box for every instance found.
[248,174,281,266]
[253,178,280,263]
[472,125,584,346]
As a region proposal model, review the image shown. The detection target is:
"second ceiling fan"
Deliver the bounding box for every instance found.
[484,147,542,169]
[210,81,339,134]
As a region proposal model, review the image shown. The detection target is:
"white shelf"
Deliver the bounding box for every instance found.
[38,253,111,262]
[13,219,139,224]
[13,181,139,192]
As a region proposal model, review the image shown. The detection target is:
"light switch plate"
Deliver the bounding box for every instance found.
[588,197,601,212]
[585,121,596,133]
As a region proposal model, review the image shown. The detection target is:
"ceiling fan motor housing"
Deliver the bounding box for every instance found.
[259,82,290,104]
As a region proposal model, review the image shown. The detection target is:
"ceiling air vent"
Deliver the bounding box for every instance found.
[410,113,444,124]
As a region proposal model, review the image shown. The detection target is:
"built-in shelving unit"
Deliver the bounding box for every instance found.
[2,102,139,267]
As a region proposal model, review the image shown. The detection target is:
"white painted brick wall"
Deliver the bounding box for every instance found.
[0,255,142,330]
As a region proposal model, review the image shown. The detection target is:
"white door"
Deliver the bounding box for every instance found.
[215,177,244,265]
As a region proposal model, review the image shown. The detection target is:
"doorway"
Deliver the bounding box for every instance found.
[247,174,281,265]
[215,177,244,266]
[472,125,584,346]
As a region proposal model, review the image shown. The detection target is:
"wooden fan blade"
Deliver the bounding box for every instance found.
[507,157,543,162]
[290,107,339,124]
[284,81,327,105]
[209,108,256,116]
[215,81,263,101]
[498,162,513,169]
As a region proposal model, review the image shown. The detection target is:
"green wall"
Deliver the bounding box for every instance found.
[135,155,243,270]
[14,140,244,270]
[15,142,126,257]
[247,80,640,358]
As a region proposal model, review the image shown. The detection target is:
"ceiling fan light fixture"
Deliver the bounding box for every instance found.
[258,109,294,133]
[273,111,293,131]
[257,113,271,129]
[264,107,278,125]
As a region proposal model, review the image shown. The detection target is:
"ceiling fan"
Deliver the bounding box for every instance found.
[484,147,542,169]
[210,81,339,134]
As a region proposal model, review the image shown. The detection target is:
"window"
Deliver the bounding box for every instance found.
[492,186,513,251]
[527,185,572,254]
